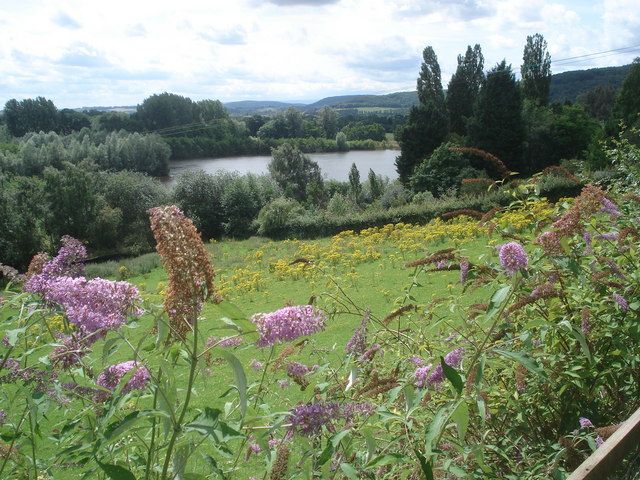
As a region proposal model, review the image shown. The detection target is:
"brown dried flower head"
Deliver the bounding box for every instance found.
[149,205,216,341]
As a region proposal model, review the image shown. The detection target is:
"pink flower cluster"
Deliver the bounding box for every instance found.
[287,401,374,437]
[251,305,327,347]
[497,242,528,275]
[95,361,151,402]
[414,348,464,388]
[24,236,142,344]
[28,276,142,341]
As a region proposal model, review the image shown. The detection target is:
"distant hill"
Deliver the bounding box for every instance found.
[302,92,418,111]
[74,63,631,116]
[222,100,305,115]
[549,64,631,103]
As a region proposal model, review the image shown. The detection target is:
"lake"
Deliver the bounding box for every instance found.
[166,149,400,185]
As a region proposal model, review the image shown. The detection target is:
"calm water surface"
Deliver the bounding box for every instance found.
[166,149,399,185]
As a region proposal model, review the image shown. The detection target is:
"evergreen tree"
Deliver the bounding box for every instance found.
[447,44,485,135]
[612,57,640,128]
[348,163,361,201]
[521,33,552,106]
[417,46,445,109]
[467,60,525,174]
[395,102,448,184]
[396,45,448,183]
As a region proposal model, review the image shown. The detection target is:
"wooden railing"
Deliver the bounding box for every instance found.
[567,407,640,479]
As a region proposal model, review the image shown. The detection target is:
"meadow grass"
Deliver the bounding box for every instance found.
[1,205,545,478]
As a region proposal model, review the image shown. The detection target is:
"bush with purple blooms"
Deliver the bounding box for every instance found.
[1,170,640,480]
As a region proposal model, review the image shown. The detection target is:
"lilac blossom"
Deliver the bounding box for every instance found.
[612,294,629,312]
[26,276,143,342]
[460,257,470,284]
[595,436,605,448]
[497,242,528,275]
[414,364,433,388]
[268,438,283,449]
[409,356,425,366]
[206,335,244,349]
[579,417,594,428]
[49,333,89,370]
[345,313,368,357]
[286,361,310,379]
[0,409,6,426]
[287,401,374,437]
[95,361,151,402]
[249,359,263,371]
[595,233,618,240]
[25,236,87,296]
[414,348,464,388]
[598,198,622,217]
[251,305,327,347]
[583,232,593,255]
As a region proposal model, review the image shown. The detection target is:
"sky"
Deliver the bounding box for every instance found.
[1,0,639,109]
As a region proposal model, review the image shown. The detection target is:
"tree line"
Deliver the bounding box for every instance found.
[396,34,640,195]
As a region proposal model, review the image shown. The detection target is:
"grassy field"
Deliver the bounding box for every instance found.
[10,196,617,479]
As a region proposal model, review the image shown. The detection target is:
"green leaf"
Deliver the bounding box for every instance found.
[414,449,434,480]
[451,402,469,442]
[366,453,411,468]
[493,349,547,378]
[340,463,359,480]
[219,351,248,417]
[425,400,462,451]
[441,357,463,395]
[185,407,244,442]
[203,454,227,479]
[486,286,511,319]
[317,440,336,467]
[362,427,377,464]
[558,320,591,362]
[4,327,26,346]
[96,459,136,480]
[475,355,485,387]
[214,300,246,321]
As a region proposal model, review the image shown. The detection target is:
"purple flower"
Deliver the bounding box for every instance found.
[460,258,470,284]
[286,361,309,379]
[251,305,326,348]
[25,276,143,342]
[414,364,433,388]
[579,417,594,428]
[595,233,618,240]
[598,198,622,217]
[95,361,150,402]
[249,443,262,453]
[268,438,283,449]
[612,294,629,312]
[0,409,6,426]
[595,436,605,448]
[206,335,244,348]
[345,313,368,357]
[415,348,464,389]
[409,356,425,366]
[497,242,528,275]
[249,359,263,371]
[287,401,374,437]
[50,334,89,370]
[583,232,593,255]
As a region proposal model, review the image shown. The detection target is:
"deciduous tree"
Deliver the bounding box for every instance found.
[521,33,552,106]
[447,44,484,135]
[268,143,323,203]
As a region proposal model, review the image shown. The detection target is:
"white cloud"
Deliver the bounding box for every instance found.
[0,0,637,107]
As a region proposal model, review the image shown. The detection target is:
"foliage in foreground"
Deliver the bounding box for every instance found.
[1,177,639,479]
